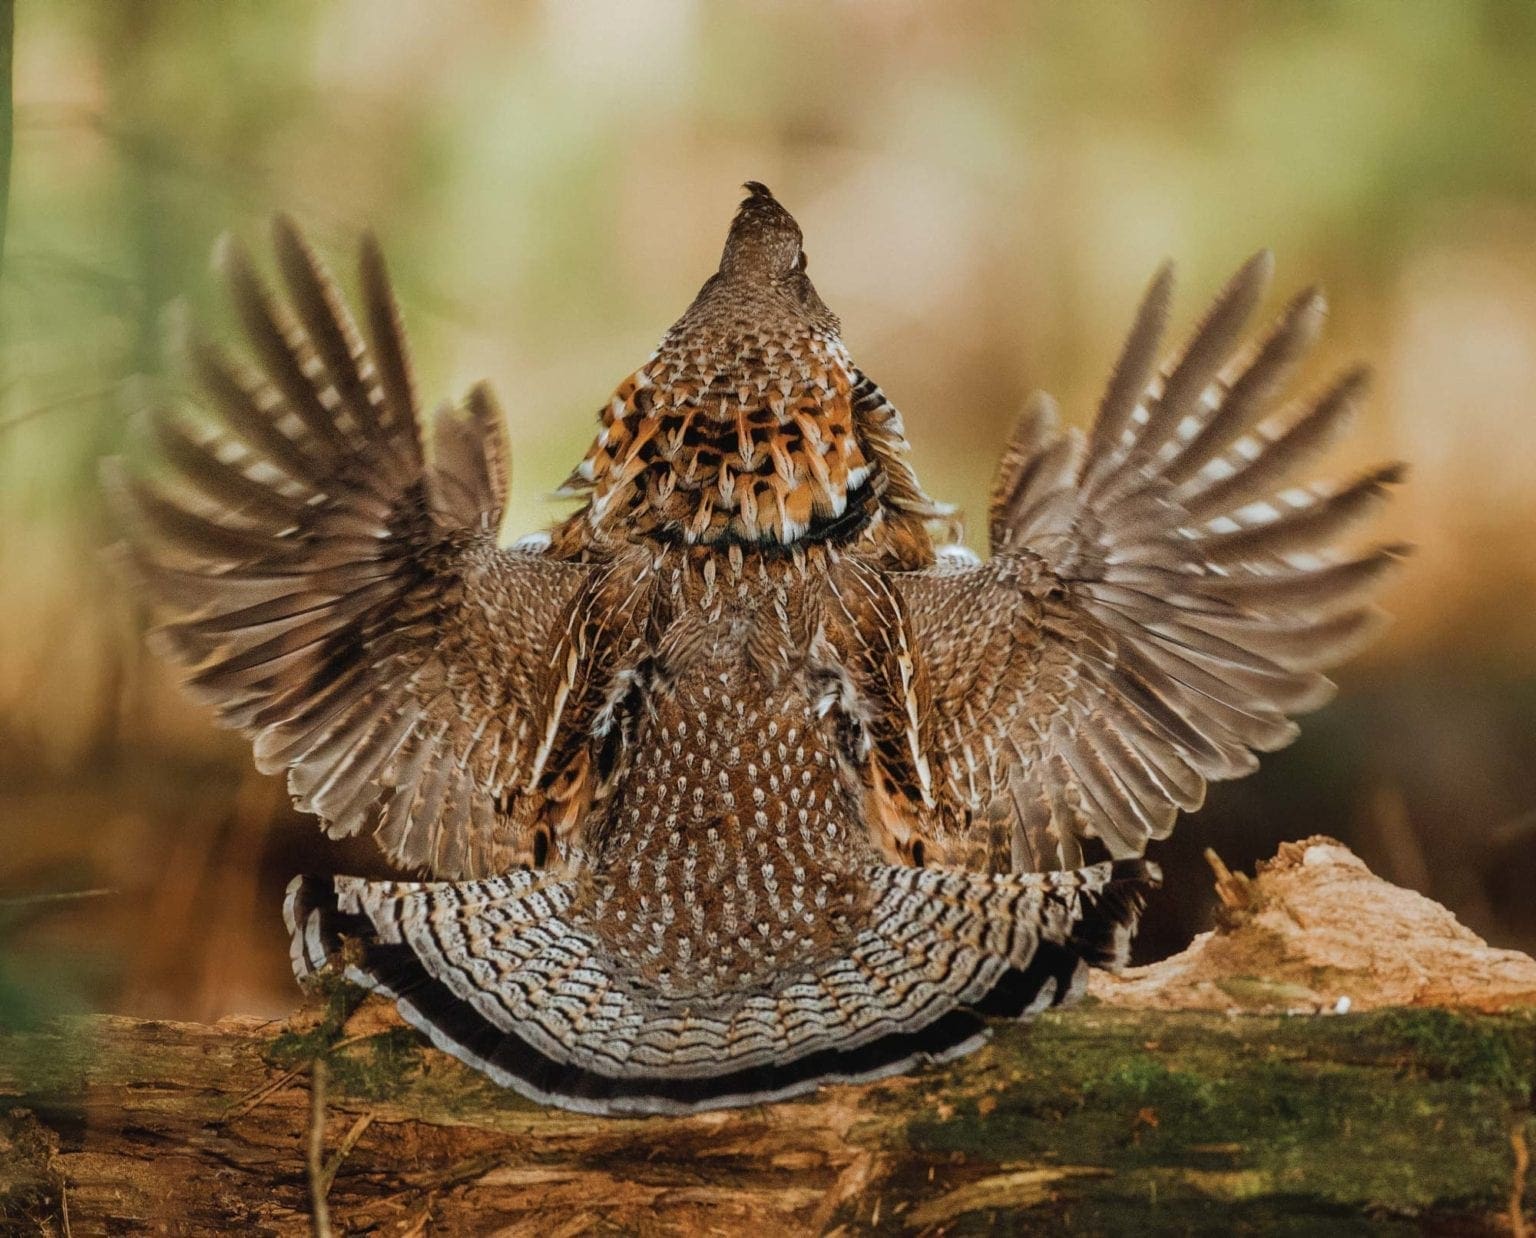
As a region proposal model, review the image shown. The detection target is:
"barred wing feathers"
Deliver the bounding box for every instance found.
[900,254,1405,867]
[109,219,590,878]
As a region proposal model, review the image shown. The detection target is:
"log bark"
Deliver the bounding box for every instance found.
[3,841,1534,1235]
[2,1002,1534,1234]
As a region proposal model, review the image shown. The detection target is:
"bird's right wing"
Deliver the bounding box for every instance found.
[895,254,1406,870]
[109,220,607,879]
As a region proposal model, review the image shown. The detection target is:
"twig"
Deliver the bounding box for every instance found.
[226,1031,393,1121]
[308,1060,332,1238]
[1204,847,1257,919]
[0,888,115,909]
[1512,1122,1530,1238]
[0,0,14,278]
[808,1147,878,1233]
[398,1204,433,1237]
[2,247,141,295]
[318,1112,376,1199]
[224,1062,307,1121]
[0,383,126,434]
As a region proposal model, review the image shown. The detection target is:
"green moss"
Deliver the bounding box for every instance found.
[1082,1054,1216,1115]
[264,977,365,1070]
[892,1009,1532,1221]
[261,979,435,1103]
[323,1026,424,1101]
[1367,1007,1536,1095]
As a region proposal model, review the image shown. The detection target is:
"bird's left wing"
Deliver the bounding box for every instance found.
[893,255,1405,871]
[109,220,600,878]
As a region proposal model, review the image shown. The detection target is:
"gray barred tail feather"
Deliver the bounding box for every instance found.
[284,859,1157,1116]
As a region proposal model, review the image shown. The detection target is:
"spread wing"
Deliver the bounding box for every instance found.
[895,253,1406,870]
[108,219,592,878]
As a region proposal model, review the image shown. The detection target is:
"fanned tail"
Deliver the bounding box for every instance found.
[285,858,1157,1115]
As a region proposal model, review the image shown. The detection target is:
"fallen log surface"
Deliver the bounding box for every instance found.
[2,840,1534,1235]
[3,1002,1534,1234]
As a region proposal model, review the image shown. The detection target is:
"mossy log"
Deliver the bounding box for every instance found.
[2,997,1534,1235]
[5,842,1535,1234]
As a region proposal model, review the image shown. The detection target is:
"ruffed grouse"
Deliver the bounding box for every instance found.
[113,183,1402,1114]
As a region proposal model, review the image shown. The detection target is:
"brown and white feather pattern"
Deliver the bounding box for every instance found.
[119,184,1399,1116]
[550,187,948,573]
[110,218,595,879]
[899,251,1405,868]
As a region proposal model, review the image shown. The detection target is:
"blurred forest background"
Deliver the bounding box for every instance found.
[2,0,1535,1029]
